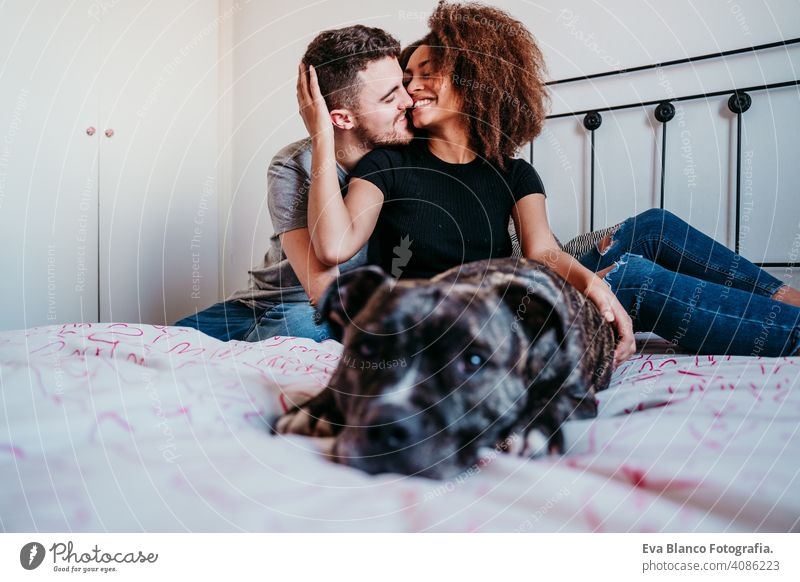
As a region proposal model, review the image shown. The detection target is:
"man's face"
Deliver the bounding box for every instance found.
[351,56,414,147]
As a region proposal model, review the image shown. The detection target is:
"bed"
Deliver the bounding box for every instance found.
[2,322,798,532]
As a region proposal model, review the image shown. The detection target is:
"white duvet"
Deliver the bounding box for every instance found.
[1,323,798,532]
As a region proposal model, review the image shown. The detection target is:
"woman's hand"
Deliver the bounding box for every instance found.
[511,195,635,367]
[297,63,333,143]
[584,273,636,368]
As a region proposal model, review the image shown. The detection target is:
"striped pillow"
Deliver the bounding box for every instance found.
[508,219,622,260]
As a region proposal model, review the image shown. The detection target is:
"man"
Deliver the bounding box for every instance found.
[175,25,413,342]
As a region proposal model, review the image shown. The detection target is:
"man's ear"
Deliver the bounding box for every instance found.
[316,266,390,341]
[329,108,356,130]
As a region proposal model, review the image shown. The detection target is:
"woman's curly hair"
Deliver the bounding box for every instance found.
[401,1,549,169]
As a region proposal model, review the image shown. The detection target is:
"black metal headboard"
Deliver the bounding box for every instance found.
[538,37,800,269]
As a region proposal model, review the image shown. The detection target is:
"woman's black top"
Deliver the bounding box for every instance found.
[350,138,546,279]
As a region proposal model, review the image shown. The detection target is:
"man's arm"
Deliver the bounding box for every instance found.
[279,228,338,306]
[267,141,339,305]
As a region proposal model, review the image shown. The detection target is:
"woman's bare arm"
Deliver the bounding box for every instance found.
[298,64,383,266]
[512,193,636,366]
[306,137,383,265]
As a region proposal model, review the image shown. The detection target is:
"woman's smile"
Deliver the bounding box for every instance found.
[410,95,438,124]
[413,98,437,108]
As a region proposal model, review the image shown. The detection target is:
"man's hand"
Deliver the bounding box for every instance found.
[584,271,636,368]
[297,63,333,143]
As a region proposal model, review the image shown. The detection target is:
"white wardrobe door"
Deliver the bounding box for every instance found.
[98,0,219,325]
[0,1,99,332]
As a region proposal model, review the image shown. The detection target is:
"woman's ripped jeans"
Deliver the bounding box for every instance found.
[576,208,800,356]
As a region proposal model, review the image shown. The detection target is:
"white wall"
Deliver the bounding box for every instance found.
[222,0,800,296]
[4,1,795,330]
[0,0,220,331]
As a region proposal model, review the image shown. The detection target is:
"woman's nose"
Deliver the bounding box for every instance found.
[406,76,423,95]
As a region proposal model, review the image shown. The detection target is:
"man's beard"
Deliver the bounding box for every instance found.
[353,112,413,148]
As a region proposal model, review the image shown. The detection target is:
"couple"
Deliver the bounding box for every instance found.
[177,1,800,364]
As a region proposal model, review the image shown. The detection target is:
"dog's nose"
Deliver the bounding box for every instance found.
[364,405,422,451]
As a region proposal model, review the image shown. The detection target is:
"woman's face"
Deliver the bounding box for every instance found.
[403,45,462,131]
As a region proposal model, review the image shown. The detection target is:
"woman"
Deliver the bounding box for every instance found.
[300,1,800,363]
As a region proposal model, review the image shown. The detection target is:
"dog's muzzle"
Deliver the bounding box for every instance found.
[333,403,462,478]
[362,404,425,452]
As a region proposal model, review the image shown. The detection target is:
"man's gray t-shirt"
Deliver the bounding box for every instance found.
[227,138,368,308]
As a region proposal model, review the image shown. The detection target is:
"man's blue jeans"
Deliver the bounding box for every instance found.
[577,208,800,356]
[174,300,333,343]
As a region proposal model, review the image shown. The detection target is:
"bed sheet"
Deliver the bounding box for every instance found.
[1,323,798,532]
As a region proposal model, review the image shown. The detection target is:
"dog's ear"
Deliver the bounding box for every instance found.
[316,266,390,341]
[493,275,567,349]
[495,273,600,432]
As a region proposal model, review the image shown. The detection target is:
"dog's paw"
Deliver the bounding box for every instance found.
[521,429,550,457]
[501,429,552,458]
[498,432,524,455]
[274,407,335,437]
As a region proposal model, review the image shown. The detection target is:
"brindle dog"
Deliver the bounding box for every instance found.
[274,257,616,479]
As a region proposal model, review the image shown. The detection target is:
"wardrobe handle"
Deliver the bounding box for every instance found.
[105,129,115,138]
[86,126,96,136]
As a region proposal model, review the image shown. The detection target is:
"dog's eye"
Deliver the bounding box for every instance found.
[462,351,485,374]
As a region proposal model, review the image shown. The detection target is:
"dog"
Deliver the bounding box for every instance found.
[274,257,616,479]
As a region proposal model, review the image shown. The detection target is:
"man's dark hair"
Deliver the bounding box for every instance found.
[302,25,401,111]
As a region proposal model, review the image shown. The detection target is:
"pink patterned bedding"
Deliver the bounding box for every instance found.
[1,323,798,532]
